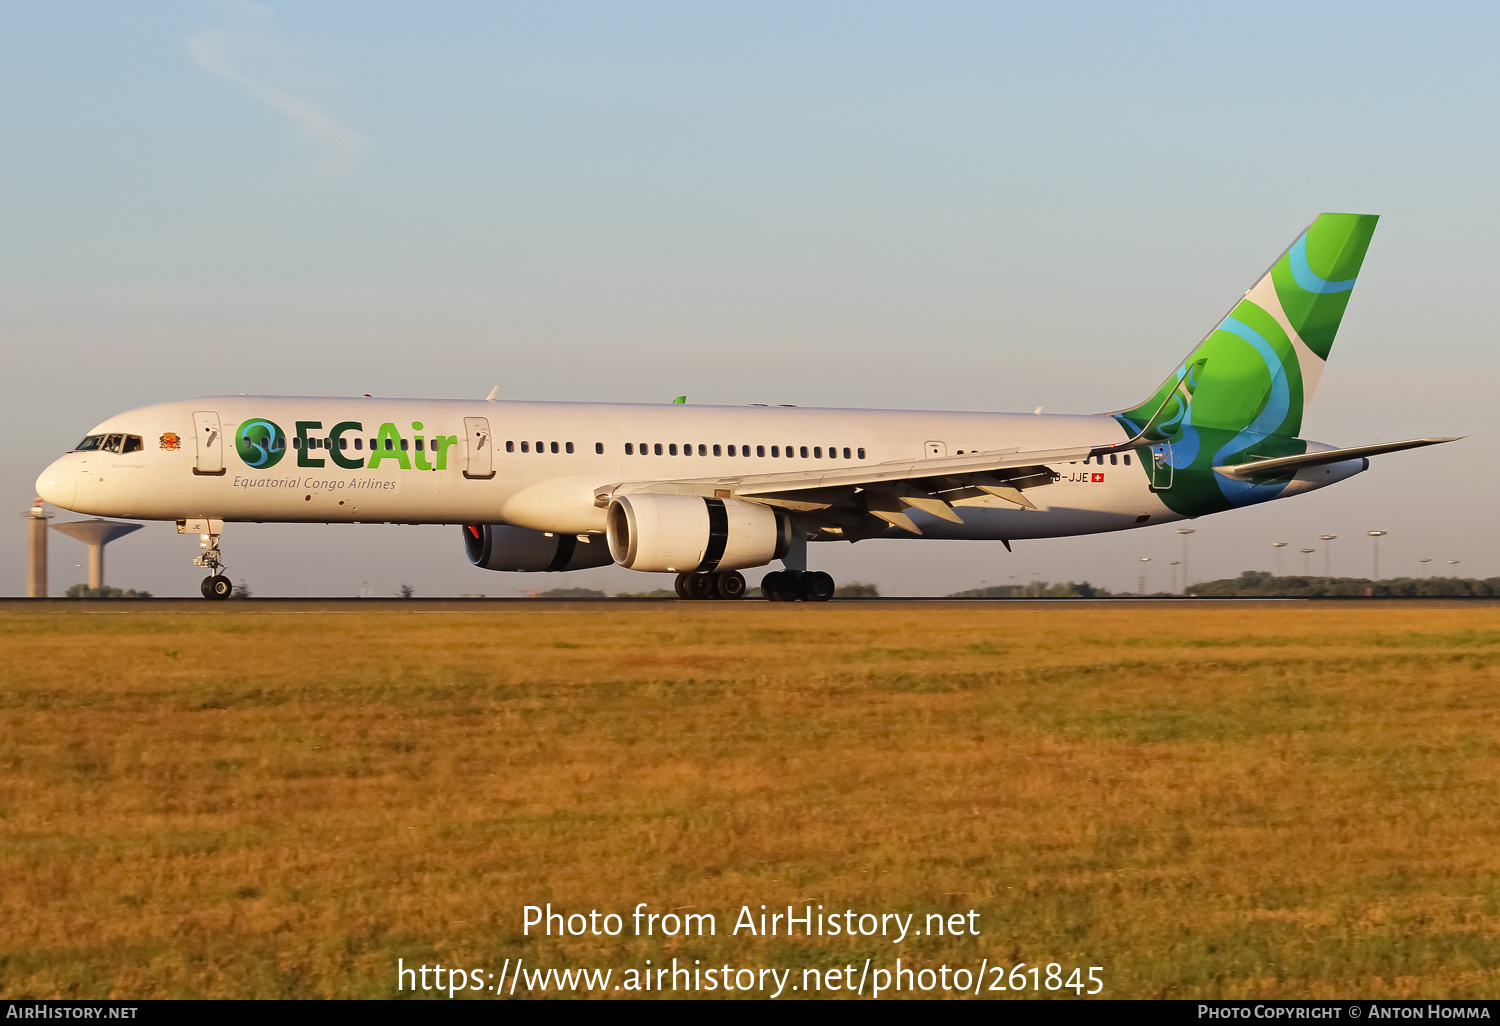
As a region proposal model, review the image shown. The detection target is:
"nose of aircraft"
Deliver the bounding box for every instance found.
[35,458,77,509]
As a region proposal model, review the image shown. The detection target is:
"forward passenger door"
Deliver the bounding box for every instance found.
[192,411,225,476]
[463,416,495,479]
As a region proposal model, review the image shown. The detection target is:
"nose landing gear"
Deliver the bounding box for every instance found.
[179,518,233,600]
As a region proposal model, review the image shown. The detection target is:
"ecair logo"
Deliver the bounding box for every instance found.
[233,417,459,473]
[236,419,287,468]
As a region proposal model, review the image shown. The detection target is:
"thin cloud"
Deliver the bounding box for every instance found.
[187,28,364,157]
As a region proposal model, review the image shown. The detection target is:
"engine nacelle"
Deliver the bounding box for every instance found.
[606,493,789,573]
[463,523,614,572]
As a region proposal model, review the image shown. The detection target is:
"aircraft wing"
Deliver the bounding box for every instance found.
[1213,437,1460,481]
[596,433,1144,535]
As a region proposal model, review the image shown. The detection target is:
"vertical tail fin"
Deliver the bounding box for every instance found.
[1116,212,1379,441]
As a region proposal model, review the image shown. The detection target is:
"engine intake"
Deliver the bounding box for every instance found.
[606,493,788,573]
[463,524,614,572]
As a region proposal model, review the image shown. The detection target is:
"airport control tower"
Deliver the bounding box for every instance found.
[52,518,142,592]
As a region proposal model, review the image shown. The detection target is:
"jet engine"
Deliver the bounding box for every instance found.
[463,523,614,572]
[606,493,789,573]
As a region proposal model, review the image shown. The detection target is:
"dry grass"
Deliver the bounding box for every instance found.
[2,602,1499,998]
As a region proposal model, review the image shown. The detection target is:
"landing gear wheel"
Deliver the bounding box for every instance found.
[203,575,233,601]
[713,570,746,600]
[805,571,835,602]
[674,573,691,599]
[762,570,805,602]
[682,573,715,601]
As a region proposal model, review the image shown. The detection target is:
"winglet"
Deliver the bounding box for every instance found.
[485,386,499,401]
[673,396,687,404]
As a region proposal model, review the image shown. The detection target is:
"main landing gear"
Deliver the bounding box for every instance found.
[760,570,835,602]
[675,570,747,600]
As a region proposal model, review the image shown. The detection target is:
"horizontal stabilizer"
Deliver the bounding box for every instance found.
[1214,437,1460,480]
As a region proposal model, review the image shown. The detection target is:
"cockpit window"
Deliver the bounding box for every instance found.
[101,434,124,453]
[73,435,106,452]
[122,435,144,453]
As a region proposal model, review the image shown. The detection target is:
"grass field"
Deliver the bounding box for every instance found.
[2,602,1499,999]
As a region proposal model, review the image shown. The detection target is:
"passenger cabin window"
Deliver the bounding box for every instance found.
[771,446,779,457]
[858,448,866,460]
[757,445,765,457]
[713,444,721,456]
[669,444,678,455]
[654,443,663,455]
[1109,454,1117,465]
[506,440,514,452]
[1123,454,1131,466]
[400,439,409,451]
[800,446,809,458]
[551,442,559,453]
[843,447,851,459]
[355,438,363,451]
[625,443,634,455]
[521,441,530,453]
[566,442,575,454]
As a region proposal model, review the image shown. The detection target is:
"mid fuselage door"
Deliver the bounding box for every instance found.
[463,416,495,479]
[1149,443,1173,491]
[192,411,225,475]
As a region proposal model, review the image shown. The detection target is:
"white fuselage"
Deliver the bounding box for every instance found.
[36,395,1363,559]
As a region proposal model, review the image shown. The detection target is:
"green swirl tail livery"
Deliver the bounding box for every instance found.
[1114,212,1382,516]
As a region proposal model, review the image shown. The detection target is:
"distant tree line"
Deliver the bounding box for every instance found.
[948,581,1113,598]
[1189,570,1500,598]
[65,585,152,599]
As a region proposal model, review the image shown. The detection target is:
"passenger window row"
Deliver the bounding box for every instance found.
[1069,454,1131,466]
[503,441,584,454]
[623,443,867,460]
[289,436,457,453]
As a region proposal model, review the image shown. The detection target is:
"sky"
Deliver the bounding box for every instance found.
[2,1,1496,597]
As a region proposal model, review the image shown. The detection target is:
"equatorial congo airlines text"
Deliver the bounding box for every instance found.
[524,903,981,942]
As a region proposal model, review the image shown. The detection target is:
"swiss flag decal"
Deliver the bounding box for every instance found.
[1091,473,1105,482]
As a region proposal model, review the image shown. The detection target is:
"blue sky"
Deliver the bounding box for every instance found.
[3,1,1495,596]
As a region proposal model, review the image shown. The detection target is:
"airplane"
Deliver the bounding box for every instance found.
[35,212,1456,601]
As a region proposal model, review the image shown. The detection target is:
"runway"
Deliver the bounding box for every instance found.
[2,596,1497,612]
